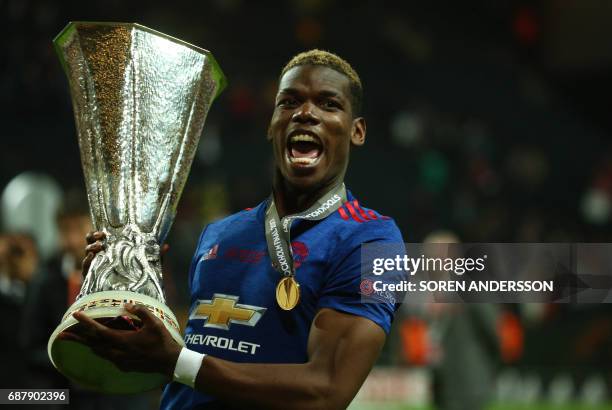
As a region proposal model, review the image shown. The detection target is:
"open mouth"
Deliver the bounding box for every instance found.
[286,133,323,166]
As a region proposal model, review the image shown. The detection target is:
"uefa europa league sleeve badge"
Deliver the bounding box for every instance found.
[47,22,226,393]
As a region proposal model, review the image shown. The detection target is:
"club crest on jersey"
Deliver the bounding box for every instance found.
[190,294,266,330]
[290,241,309,268]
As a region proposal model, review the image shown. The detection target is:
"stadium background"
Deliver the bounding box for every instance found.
[1,1,611,409]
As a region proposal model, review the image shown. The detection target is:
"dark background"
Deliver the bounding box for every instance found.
[1,1,611,408]
[3,0,612,242]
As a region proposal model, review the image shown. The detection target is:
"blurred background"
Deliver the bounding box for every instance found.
[1,0,611,409]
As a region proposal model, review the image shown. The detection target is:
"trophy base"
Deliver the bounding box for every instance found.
[48,291,184,394]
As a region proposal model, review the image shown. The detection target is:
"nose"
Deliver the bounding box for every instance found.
[291,101,319,125]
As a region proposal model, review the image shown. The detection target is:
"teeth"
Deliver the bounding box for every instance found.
[290,134,320,144]
[290,156,317,165]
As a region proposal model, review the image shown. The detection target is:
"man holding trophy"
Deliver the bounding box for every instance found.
[52,22,403,410]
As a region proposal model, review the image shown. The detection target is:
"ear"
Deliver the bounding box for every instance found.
[350,117,366,146]
[266,123,272,142]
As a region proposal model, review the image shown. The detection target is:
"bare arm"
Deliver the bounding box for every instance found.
[194,307,385,410]
[62,305,385,410]
[70,231,385,409]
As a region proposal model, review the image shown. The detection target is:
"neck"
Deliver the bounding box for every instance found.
[272,173,343,218]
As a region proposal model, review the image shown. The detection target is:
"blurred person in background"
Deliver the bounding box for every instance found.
[20,190,150,409]
[0,231,38,388]
[21,190,91,389]
[0,232,37,302]
[418,231,500,410]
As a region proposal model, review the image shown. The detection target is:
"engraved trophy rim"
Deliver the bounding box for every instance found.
[53,21,227,101]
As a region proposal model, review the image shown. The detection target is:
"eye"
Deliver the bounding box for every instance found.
[277,97,298,107]
[322,99,341,110]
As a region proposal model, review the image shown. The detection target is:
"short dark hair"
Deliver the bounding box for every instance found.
[56,189,90,221]
[280,49,363,116]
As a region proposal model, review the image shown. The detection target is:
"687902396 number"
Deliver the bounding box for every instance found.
[0,389,69,404]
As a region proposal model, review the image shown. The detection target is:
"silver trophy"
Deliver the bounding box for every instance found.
[47,22,226,393]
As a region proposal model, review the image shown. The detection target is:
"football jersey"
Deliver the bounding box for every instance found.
[160,190,404,409]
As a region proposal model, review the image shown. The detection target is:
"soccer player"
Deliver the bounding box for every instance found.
[63,50,404,410]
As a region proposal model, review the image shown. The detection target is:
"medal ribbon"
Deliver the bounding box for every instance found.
[265,183,347,278]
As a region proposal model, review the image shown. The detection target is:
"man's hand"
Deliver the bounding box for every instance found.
[82,231,105,277]
[81,231,169,277]
[58,303,182,376]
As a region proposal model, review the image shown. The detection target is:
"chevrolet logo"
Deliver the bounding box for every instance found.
[190,294,266,330]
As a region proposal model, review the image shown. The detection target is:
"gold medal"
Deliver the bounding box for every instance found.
[276,277,300,310]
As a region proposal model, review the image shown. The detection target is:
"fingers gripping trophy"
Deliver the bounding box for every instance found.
[47,22,226,393]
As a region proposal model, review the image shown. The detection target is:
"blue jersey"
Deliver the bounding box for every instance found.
[161,191,404,409]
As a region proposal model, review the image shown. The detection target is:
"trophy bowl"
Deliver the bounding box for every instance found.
[47,22,226,393]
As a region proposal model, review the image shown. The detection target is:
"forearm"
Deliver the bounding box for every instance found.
[194,356,334,410]
[66,304,382,409]
[173,309,386,409]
